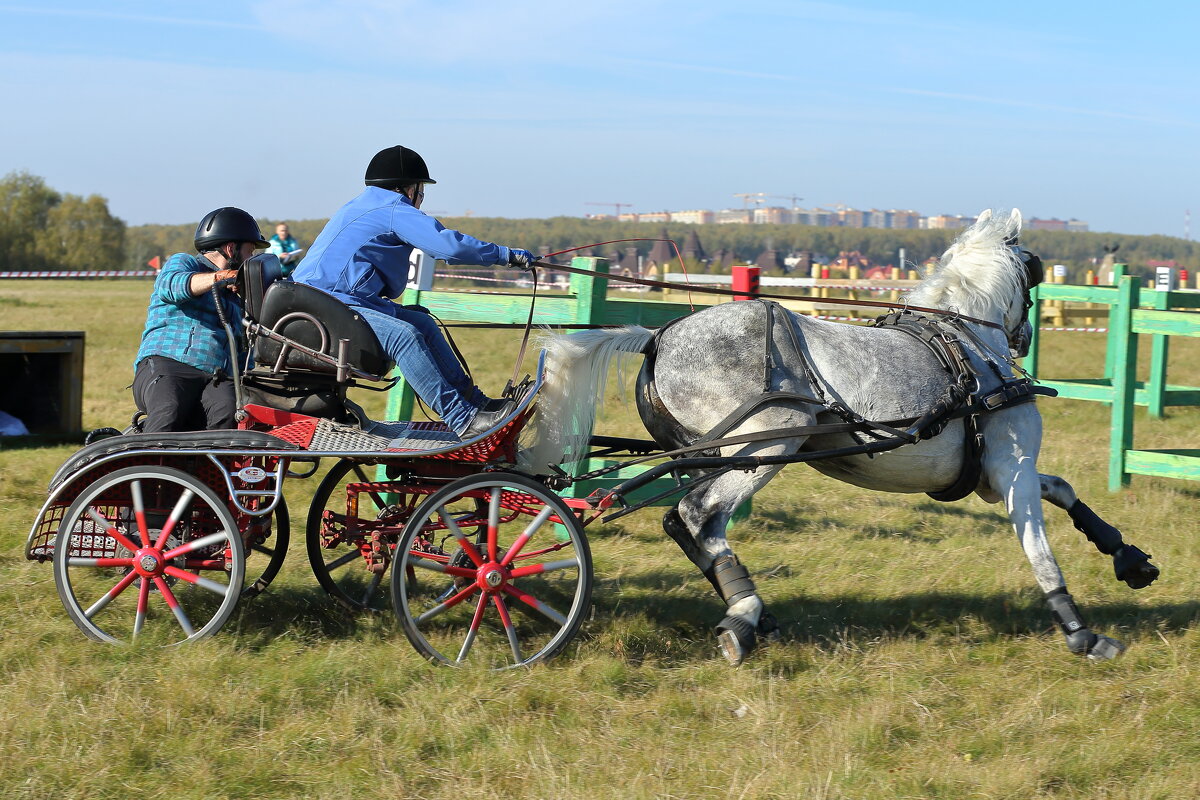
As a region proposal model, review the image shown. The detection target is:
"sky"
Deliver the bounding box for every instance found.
[1,1,1197,236]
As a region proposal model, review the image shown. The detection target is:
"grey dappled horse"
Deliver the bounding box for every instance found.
[526,210,1158,665]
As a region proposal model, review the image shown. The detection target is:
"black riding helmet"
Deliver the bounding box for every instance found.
[365,145,437,190]
[194,207,271,252]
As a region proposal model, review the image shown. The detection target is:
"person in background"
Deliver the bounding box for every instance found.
[291,145,537,439]
[132,207,270,432]
[267,222,303,276]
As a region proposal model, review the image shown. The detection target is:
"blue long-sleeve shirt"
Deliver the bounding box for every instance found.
[291,187,512,316]
[135,253,246,374]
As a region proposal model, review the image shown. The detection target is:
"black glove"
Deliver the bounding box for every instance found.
[509,249,537,271]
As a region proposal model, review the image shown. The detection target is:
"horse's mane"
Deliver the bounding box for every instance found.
[905,208,1026,326]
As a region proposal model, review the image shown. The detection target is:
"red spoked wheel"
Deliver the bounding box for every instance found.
[52,465,245,644]
[392,472,593,668]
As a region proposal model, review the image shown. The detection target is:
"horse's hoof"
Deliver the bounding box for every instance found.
[1086,635,1126,662]
[757,610,782,643]
[716,616,756,666]
[1114,545,1159,589]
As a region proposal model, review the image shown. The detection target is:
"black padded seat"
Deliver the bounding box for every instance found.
[238,258,392,378]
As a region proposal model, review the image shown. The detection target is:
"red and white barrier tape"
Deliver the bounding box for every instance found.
[0,270,157,279]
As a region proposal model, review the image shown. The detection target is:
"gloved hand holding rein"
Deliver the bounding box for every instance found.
[508,249,538,271]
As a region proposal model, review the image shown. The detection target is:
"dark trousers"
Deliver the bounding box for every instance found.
[132,356,237,433]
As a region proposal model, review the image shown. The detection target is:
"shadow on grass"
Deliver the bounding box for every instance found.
[592,570,1200,653]
[213,560,1200,664]
[225,582,394,647]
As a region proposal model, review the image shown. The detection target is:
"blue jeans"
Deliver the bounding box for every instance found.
[354,305,484,433]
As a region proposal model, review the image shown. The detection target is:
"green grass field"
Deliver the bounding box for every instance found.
[3,279,1200,799]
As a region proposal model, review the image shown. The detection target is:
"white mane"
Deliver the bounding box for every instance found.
[905,208,1027,327]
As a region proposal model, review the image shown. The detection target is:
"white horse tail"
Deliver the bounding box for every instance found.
[519,326,654,472]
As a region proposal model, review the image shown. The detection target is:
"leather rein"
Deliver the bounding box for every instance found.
[530,258,1009,332]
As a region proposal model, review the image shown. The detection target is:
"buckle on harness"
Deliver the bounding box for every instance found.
[981,381,1032,411]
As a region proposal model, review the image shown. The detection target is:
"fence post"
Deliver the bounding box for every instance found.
[1103,263,1128,381]
[1024,284,1042,378]
[570,256,608,325]
[732,265,760,300]
[1108,276,1139,490]
[1147,289,1171,418]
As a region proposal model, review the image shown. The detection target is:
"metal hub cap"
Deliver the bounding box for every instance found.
[133,549,164,577]
[480,566,506,591]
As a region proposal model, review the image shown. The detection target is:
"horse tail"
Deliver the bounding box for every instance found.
[519,326,654,472]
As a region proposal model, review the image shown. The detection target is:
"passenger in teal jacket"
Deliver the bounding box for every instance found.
[292,145,535,438]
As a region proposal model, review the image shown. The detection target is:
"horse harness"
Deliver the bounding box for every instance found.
[639,299,1056,503]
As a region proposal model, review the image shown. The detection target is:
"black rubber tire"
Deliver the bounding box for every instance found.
[305,460,419,612]
[241,496,289,600]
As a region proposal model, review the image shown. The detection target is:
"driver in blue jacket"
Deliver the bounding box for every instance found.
[292,145,536,439]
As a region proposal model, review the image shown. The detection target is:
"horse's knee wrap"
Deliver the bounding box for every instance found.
[1067,500,1123,554]
[710,555,757,607]
[1046,588,1096,655]
[1066,501,1158,589]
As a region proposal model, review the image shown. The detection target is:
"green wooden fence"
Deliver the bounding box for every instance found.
[1025,272,1200,490]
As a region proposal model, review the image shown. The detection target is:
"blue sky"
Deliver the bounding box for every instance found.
[1,1,1196,236]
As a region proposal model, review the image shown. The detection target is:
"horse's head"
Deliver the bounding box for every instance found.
[1005,240,1043,358]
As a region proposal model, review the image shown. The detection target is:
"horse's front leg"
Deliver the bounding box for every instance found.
[985,413,1125,661]
[1039,474,1159,589]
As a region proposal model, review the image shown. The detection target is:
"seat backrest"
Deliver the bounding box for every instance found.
[253,281,393,377]
[239,253,286,322]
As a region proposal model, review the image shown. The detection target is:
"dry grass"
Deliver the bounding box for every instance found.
[2,279,1200,799]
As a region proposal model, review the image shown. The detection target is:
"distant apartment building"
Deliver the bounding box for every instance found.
[670,209,716,225]
[753,206,793,225]
[716,208,753,224]
[836,208,866,228]
[924,214,975,229]
[794,208,835,226]
[600,204,1085,231]
[637,211,671,224]
[1029,217,1090,232]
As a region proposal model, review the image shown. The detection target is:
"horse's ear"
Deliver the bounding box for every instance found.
[1009,208,1023,230]
[976,209,993,225]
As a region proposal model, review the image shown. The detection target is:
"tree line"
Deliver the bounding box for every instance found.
[0,172,125,271]
[5,171,1198,282]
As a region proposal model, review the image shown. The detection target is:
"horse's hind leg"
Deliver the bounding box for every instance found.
[1039,474,1160,589]
[666,458,791,666]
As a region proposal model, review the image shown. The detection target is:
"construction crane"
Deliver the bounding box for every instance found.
[585,202,633,217]
[734,192,766,207]
[768,194,804,208]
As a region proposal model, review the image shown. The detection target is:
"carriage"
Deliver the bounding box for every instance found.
[24,256,600,669]
[25,210,1158,667]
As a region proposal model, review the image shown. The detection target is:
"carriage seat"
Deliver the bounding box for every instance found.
[239,256,393,379]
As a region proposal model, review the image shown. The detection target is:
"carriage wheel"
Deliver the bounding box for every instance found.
[392,472,593,669]
[241,496,289,600]
[53,465,245,645]
[306,460,427,612]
